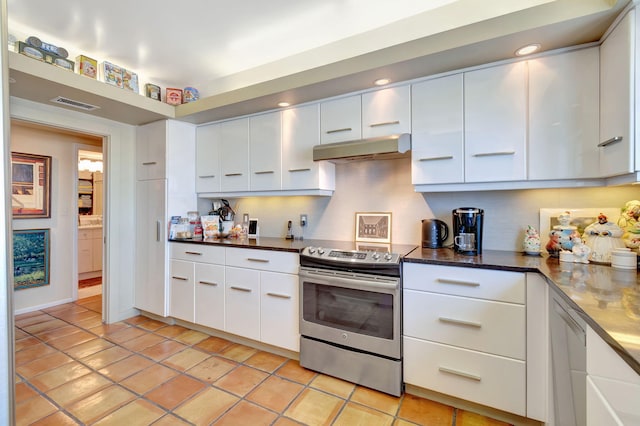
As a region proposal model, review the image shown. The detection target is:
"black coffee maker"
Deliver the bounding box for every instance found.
[452,207,484,255]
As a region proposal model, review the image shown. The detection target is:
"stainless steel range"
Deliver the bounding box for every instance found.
[299,245,404,396]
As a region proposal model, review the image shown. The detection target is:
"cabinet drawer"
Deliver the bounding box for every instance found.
[403,263,525,303]
[225,248,298,274]
[195,263,225,331]
[404,290,525,359]
[170,260,195,323]
[78,229,93,240]
[404,336,526,416]
[170,243,225,264]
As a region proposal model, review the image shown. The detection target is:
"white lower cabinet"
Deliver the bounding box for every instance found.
[260,272,299,351]
[168,243,299,351]
[586,325,640,425]
[225,266,261,341]
[403,263,527,416]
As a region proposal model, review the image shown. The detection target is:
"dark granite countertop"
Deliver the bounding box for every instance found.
[404,247,640,377]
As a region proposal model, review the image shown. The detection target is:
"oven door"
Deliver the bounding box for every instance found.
[299,266,401,359]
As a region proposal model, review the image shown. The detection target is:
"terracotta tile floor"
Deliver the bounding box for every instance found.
[14,295,513,425]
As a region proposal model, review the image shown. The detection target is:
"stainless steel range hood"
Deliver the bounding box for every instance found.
[313,133,411,162]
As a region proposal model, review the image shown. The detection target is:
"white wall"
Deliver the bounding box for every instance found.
[11,124,86,311]
[200,157,639,250]
[10,98,137,323]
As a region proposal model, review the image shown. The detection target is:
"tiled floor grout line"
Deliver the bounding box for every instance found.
[15,299,499,426]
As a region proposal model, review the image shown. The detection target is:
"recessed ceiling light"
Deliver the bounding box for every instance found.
[515,44,541,56]
[277,102,290,107]
[374,78,390,86]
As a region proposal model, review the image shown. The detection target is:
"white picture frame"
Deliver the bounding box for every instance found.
[539,207,620,250]
[355,212,391,243]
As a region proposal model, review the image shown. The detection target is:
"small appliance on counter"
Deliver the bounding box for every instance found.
[452,207,484,255]
[421,219,448,248]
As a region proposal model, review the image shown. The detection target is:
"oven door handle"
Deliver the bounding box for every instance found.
[299,268,399,291]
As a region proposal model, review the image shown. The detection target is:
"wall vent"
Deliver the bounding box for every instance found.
[50,96,100,111]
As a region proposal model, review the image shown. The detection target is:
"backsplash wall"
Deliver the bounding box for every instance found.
[198,158,639,251]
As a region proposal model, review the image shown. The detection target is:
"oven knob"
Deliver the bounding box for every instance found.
[308,247,316,254]
[384,253,393,261]
[341,333,348,340]
[318,248,325,255]
[372,253,380,260]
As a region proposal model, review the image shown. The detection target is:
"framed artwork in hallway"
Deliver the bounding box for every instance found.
[11,152,52,219]
[13,229,50,290]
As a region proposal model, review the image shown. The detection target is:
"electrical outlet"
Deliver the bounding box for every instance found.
[300,214,308,227]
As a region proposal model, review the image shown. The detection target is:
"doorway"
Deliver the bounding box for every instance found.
[77,148,104,299]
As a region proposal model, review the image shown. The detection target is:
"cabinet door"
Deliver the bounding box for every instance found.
[91,230,102,272]
[411,74,464,184]
[78,238,92,274]
[219,118,249,192]
[136,121,166,180]
[194,263,225,330]
[250,112,282,191]
[261,272,299,351]
[362,86,411,138]
[320,95,362,143]
[170,260,194,322]
[282,104,335,191]
[600,10,634,177]
[195,124,221,193]
[464,62,527,182]
[529,48,600,180]
[225,266,260,341]
[134,179,168,316]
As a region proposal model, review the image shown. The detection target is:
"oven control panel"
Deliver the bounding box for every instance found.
[301,247,400,265]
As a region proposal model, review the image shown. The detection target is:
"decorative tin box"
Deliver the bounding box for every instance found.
[101,61,124,88]
[76,55,98,79]
[123,69,139,93]
[165,88,183,105]
[17,41,74,71]
[183,87,200,103]
[145,84,161,101]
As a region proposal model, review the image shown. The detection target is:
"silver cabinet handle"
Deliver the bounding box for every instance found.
[326,127,352,134]
[247,258,269,263]
[230,286,252,292]
[369,120,400,127]
[438,317,482,329]
[198,175,216,178]
[172,276,188,281]
[419,155,454,162]
[254,170,275,175]
[266,292,291,299]
[472,151,515,157]
[185,251,202,256]
[142,161,157,166]
[436,278,480,287]
[225,173,243,177]
[288,168,311,173]
[156,220,161,242]
[597,136,623,147]
[198,280,218,286]
[438,366,482,382]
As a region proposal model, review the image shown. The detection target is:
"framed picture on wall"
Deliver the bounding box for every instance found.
[13,229,50,290]
[355,212,392,243]
[11,152,51,219]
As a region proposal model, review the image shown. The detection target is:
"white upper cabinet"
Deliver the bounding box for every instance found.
[362,85,411,138]
[282,104,335,191]
[411,74,464,185]
[219,118,250,192]
[529,47,600,180]
[249,111,282,191]
[136,120,167,180]
[195,123,221,193]
[320,95,362,144]
[464,61,527,182]
[600,9,635,177]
